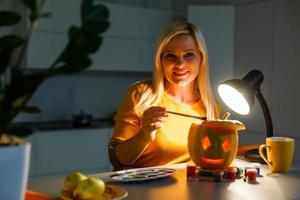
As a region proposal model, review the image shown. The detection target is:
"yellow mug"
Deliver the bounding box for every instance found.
[259,137,294,173]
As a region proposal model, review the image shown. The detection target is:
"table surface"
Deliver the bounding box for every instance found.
[29,158,300,200]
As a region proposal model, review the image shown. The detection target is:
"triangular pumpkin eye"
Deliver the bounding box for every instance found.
[201,136,211,150]
[222,139,232,152]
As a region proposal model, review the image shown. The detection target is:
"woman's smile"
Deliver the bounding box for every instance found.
[173,70,189,78]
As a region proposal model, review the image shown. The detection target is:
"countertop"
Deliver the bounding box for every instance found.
[13,118,115,131]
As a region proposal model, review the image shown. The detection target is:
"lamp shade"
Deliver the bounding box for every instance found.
[218,79,254,115]
[217,69,273,137]
[218,70,264,115]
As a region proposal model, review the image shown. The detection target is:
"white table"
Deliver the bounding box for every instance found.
[29,159,300,200]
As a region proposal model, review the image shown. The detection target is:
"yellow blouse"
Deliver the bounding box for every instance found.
[111,81,206,168]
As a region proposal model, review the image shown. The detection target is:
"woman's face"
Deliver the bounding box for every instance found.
[161,34,201,88]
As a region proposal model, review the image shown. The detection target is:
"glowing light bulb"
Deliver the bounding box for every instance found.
[218,84,250,115]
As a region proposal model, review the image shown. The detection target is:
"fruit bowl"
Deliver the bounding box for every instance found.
[61,184,128,200]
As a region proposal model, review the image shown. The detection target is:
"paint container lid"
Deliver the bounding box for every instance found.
[250,162,261,168]
[227,167,237,173]
[250,162,261,175]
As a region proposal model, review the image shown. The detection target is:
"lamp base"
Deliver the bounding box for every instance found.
[244,148,266,164]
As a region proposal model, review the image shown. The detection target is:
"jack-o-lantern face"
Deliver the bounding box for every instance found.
[200,135,233,166]
[188,120,245,170]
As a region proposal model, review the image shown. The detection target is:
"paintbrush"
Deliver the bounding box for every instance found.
[166,111,207,120]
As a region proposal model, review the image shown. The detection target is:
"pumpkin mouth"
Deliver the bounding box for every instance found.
[201,157,225,165]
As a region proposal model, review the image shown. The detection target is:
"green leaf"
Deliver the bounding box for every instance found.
[7,71,49,99]
[81,0,94,24]
[21,105,42,113]
[83,21,110,34]
[0,35,24,48]
[58,42,92,66]
[0,11,21,26]
[67,28,102,54]
[87,4,109,23]
[68,26,82,41]
[6,126,34,137]
[83,4,110,34]
[81,35,102,54]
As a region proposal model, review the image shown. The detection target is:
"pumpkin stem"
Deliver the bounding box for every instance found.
[222,112,231,120]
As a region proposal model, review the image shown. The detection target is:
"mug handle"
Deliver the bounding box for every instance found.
[259,144,272,167]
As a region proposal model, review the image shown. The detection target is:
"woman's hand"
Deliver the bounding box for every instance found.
[141,106,168,141]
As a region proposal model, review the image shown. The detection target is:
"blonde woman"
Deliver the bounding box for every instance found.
[108,21,220,170]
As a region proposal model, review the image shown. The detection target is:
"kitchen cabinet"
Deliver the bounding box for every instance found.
[27,128,113,179]
[27,1,174,72]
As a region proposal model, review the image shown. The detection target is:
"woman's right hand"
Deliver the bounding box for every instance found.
[140,106,168,141]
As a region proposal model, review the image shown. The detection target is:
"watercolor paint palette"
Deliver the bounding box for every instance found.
[110,168,177,182]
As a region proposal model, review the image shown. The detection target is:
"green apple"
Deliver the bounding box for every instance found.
[64,172,87,192]
[73,177,105,200]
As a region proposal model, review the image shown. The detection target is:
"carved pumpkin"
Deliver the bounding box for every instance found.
[188,120,245,170]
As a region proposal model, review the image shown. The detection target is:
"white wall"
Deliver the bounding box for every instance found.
[188,5,235,93]
[235,0,300,142]
[271,0,300,138]
[234,1,274,143]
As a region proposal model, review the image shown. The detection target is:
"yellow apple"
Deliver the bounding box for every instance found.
[73,177,105,200]
[64,172,87,192]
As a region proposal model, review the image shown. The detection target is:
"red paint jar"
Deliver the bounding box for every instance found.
[246,168,257,183]
[226,167,237,180]
[187,165,197,181]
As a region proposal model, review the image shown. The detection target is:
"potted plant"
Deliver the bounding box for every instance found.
[0,0,109,199]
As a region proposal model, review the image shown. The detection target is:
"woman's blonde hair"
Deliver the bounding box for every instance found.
[134,21,220,120]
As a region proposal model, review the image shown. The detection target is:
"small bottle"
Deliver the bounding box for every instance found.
[226,167,237,180]
[187,165,198,181]
[250,162,261,176]
[246,168,257,183]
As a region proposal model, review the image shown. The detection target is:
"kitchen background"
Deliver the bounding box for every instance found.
[2,0,299,178]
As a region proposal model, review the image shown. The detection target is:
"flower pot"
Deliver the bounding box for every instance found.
[188,120,245,170]
[0,140,31,200]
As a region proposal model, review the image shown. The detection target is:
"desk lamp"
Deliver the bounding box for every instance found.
[217,69,273,162]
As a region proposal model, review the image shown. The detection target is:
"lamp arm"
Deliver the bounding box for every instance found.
[255,90,273,137]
